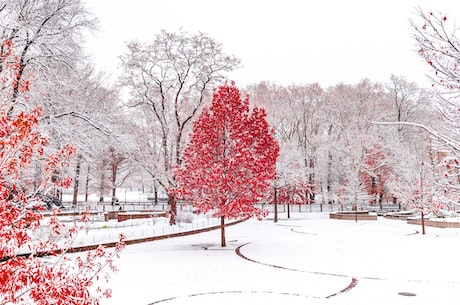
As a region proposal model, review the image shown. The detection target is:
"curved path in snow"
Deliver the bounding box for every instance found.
[100,214,460,305]
[235,242,359,299]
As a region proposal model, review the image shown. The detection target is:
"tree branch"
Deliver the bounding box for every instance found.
[371,120,459,154]
[41,111,112,136]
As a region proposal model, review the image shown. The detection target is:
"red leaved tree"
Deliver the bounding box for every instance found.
[0,40,124,305]
[176,82,279,247]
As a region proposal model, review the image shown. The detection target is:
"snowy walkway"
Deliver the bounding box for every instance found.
[99,212,460,305]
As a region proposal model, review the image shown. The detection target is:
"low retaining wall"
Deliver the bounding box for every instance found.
[407,218,460,228]
[117,211,168,222]
[104,211,120,221]
[329,211,378,221]
[104,210,168,222]
[385,214,411,220]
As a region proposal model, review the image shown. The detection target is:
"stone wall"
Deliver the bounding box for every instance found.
[407,218,460,228]
[329,211,377,220]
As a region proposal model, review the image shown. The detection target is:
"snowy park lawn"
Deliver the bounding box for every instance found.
[34,211,220,250]
[92,212,460,305]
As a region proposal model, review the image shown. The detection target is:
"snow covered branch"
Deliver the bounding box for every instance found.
[41,111,112,136]
[371,120,459,155]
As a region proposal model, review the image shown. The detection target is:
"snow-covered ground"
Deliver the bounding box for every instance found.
[86,212,460,305]
[31,211,220,253]
[65,213,220,247]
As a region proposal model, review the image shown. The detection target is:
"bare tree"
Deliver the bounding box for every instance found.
[248,76,446,213]
[371,8,460,209]
[37,66,130,205]
[0,0,97,109]
[410,8,460,155]
[386,74,431,134]
[0,1,131,202]
[119,29,240,224]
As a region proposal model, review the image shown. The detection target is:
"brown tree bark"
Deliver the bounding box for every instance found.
[168,192,177,225]
[220,216,226,247]
[421,211,426,235]
[72,155,81,206]
[111,166,117,205]
[85,164,90,203]
[274,187,278,223]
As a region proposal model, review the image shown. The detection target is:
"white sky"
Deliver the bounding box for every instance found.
[83,0,460,88]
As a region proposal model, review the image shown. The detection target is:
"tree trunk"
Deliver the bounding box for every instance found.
[169,192,177,225]
[287,202,291,219]
[111,164,117,205]
[99,171,105,203]
[274,187,278,223]
[308,157,315,204]
[419,163,426,235]
[220,216,226,247]
[353,204,358,223]
[421,211,426,235]
[154,184,158,206]
[85,164,90,202]
[111,186,117,205]
[72,155,81,206]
